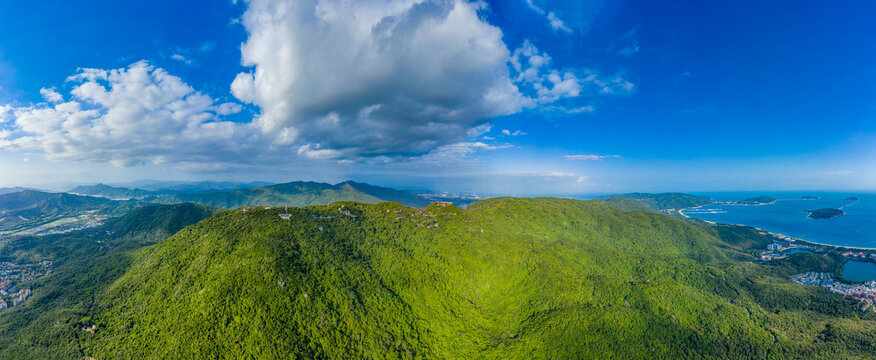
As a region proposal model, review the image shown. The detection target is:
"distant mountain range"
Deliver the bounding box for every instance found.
[0,187,39,196]
[0,190,137,233]
[118,180,275,194]
[68,181,277,199]
[69,184,154,199]
[153,180,431,208]
[0,181,430,234]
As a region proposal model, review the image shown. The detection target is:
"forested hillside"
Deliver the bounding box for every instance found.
[0,204,221,358]
[0,191,137,233]
[153,181,431,209]
[63,198,874,359]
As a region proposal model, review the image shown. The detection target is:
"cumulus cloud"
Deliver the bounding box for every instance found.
[563,154,622,161]
[501,129,526,136]
[39,87,63,103]
[511,40,633,104]
[2,1,633,169]
[0,61,257,167]
[231,0,530,158]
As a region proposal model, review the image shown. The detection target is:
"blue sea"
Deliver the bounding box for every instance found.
[683,192,876,248]
[682,192,876,281]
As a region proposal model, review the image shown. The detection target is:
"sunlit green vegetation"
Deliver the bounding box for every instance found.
[38,197,871,359]
[0,191,139,233]
[0,203,220,359]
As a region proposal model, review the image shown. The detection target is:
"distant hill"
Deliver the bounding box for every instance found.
[598,192,713,210]
[69,184,154,199]
[0,191,136,233]
[153,181,431,208]
[737,196,776,205]
[0,187,36,196]
[602,196,657,212]
[126,180,275,194]
[805,208,844,219]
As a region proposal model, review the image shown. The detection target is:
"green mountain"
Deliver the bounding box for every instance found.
[0,191,136,233]
[600,192,713,210]
[0,203,221,358]
[40,197,869,359]
[153,181,431,209]
[805,208,844,219]
[69,184,154,199]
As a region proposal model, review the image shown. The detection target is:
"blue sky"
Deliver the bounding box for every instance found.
[0,0,874,194]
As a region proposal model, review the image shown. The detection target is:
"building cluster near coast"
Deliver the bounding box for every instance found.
[792,272,876,312]
[754,229,876,311]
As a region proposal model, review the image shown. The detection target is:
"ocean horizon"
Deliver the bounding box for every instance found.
[683,191,876,249]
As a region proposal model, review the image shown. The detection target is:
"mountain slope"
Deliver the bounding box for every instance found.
[80,198,875,359]
[0,191,135,233]
[0,203,221,359]
[153,181,431,208]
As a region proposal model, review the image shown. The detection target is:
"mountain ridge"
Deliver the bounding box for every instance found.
[153,180,431,208]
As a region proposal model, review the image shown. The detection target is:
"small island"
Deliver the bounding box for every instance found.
[737,196,777,205]
[846,197,859,201]
[804,208,844,219]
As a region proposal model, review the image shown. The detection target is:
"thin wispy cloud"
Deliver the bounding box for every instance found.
[524,0,572,33]
[563,154,622,161]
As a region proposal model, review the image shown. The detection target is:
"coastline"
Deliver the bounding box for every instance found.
[679,205,876,251]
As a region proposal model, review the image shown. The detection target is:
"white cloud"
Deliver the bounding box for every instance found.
[511,40,633,104]
[501,129,526,136]
[524,0,572,33]
[0,61,258,167]
[566,105,595,113]
[2,1,633,170]
[39,87,63,103]
[563,154,622,161]
[171,54,192,65]
[232,0,530,158]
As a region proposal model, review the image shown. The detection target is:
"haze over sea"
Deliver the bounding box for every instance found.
[683,192,876,249]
